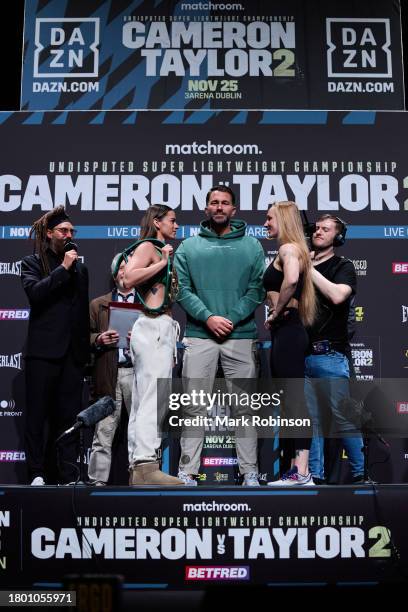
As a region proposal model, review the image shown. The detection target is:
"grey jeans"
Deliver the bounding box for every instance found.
[179,337,259,475]
[88,367,133,484]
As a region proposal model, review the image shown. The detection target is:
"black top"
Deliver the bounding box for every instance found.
[307,255,357,353]
[21,248,90,364]
[263,259,304,301]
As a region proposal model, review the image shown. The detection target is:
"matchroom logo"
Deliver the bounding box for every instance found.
[326,18,392,78]
[34,18,100,77]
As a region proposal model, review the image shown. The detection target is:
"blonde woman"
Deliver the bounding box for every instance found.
[263,201,316,485]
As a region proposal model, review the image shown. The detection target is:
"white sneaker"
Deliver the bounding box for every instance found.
[267,467,315,487]
[177,470,198,486]
[242,472,260,487]
[30,476,45,486]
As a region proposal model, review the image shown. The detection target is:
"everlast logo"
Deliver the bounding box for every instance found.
[0,354,22,370]
[0,262,21,276]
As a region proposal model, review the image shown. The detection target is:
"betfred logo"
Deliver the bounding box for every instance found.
[0,451,25,462]
[202,457,238,466]
[185,566,249,581]
[0,310,29,320]
[392,263,408,274]
[396,402,408,414]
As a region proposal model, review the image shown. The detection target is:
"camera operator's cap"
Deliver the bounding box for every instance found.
[47,208,71,229]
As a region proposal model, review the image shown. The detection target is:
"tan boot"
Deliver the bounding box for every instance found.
[129,462,184,486]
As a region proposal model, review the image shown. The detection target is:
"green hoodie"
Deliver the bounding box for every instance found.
[174,219,266,339]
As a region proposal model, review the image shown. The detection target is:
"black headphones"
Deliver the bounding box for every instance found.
[302,213,347,247]
[331,216,347,247]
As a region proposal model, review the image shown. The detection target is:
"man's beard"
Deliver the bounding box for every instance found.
[49,239,65,256]
[209,214,229,229]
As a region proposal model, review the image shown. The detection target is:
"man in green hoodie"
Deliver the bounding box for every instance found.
[174,185,265,486]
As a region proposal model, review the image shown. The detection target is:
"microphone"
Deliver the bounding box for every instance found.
[63,240,78,253]
[56,396,115,442]
[63,240,78,272]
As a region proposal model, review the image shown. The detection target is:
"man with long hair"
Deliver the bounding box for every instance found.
[21,206,89,485]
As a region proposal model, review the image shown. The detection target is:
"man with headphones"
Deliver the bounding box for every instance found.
[305,214,364,484]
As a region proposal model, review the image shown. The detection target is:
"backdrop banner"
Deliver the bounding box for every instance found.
[21,0,405,111]
[0,109,407,484]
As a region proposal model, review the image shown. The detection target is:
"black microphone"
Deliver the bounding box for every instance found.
[63,240,78,272]
[63,240,78,253]
[56,396,115,442]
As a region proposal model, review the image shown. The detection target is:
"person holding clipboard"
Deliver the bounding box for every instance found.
[88,254,141,485]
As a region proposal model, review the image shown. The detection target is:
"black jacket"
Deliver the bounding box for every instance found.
[21,249,90,364]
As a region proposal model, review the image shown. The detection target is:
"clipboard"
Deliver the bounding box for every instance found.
[108,301,143,348]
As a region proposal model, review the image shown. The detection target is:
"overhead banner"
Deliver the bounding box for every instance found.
[21,0,405,111]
